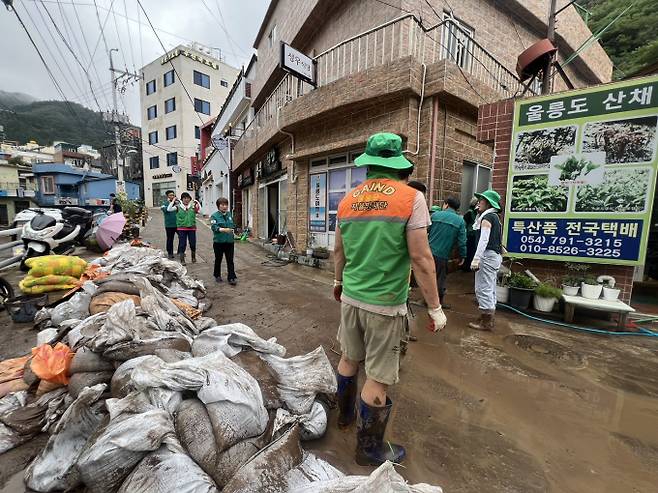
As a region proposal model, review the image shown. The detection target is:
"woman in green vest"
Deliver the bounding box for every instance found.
[166,192,200,265]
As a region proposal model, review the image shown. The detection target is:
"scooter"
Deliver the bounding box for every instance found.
[20,207,93,271]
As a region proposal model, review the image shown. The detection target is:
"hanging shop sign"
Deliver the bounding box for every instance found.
[504,75,658,265]
[237,168,254,188]
[280,42,317,87]
[309,173,327,232]
[259,147,281,178]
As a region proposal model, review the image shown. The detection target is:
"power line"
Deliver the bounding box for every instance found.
[91,0,112,69]
[109,0,129,70]
[209,0,249,58]
[122,0,136,71]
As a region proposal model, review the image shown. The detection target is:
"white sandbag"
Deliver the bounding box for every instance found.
[50,282,95,325]
[195,316,218,332]
[24,385,107,492]
[273,401,328,441]
[154,348,191,363]
[102,333,191,361]
[111,355,159,398]
[261,347,337,415]
[192,323,286,358]
[118,442,219,493]
[36,328,58,346]
[289,461,444,493]
[69,347,114,374]
[76,407,175,493]
[67,371,113,399]
[284,453,344,490]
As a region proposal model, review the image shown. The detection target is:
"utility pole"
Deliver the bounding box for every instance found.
[107,48,141,192]
[542,0,558,95]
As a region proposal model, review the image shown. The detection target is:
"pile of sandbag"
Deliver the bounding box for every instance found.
[0,243,444,492]
[19,256,87,294]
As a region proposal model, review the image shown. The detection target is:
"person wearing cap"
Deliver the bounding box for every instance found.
[469,189,503,331]
[333,132,446,466]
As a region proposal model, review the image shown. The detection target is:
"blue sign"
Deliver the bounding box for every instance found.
[506,219,643,263]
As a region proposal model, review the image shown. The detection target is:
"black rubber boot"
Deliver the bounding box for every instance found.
[180,254,186,265]
[355,397,406,466]
[336,374,357,428]
[191,251,197,263]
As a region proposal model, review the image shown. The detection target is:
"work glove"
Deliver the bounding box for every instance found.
[333,280,343,302]
[470,258,480,271]
[428,306,447,332]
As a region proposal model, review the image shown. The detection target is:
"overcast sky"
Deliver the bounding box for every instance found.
[0,0,269,124]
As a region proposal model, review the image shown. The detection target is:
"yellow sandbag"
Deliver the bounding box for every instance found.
[25,255,87,278]
[19,275,79,294]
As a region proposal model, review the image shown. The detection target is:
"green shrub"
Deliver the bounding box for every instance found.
[535,283,562,299]
[509,272,537,289]
[583,275,601,286]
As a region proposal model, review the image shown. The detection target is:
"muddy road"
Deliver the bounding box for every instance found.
[1,213,658,492]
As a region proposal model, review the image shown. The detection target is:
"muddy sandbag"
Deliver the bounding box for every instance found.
[25,385,107,492]
[0,391,29,454]
[76,407,175,493]
[284,453,343,490]
[261,347,337,415]
[195,316,218,332]
[175,399,217,475]
[90,292,142,315]
[289,461,444,493]
[273,401,328,441]
[69,347,114,374]
[68,371,113,399]
[154,348,191,363]
[118,442,219,493]
[192,323,286,358]
[110,356,159,398]
[94,280,140,297]
[223,425,303,493]
[51,283,95,325]
[102,335,191,361]
[232,351,281,409]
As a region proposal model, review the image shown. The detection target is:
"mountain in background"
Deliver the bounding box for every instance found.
[578,0,658,78]
[0,90,37,109]
[0,97,109,150]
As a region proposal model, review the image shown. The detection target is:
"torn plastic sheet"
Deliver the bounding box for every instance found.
[192,323,286,358]
[261,347,337,415]
[284,452,344,490]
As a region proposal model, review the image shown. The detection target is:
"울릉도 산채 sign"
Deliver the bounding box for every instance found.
[504,75,658,265]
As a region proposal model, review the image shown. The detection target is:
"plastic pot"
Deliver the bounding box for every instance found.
[509,287,533,310]
[561,284,579,296]
[496,285,509,304]
[602,286,621,301]
[581,282,603,300]
[533,295,557,313]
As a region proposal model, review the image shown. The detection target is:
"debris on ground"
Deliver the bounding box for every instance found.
[0,242,444,492]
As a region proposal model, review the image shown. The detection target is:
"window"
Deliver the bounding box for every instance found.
[163,70,175,87]
[194,126,200,139]
[148,131,158,145]
[166,125,177,140]
[441,12,474,70]
[220,79,229,88]
[193,70,210,89]
[268,25,277,47]
[166,152,178,166]
[149,156,160,169]
[146,79,156,95]
[41,176,55,194]
[165,97,176,113]
[194,98,211,115]
[147,105,157,120]
[460,161,491,213]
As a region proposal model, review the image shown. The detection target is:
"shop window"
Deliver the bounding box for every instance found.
[329,155,347,166]
[311,158,326,168]
[441,12,474,71]
[41,176,55,194]
[167,152,178,166]
[351,166,367,187]
[460,161,491,213]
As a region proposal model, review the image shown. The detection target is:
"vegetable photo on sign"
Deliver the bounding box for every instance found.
[510,174,568,213]
[575,167,652,213]
[582,116,658,164]
[548,152,605,187]
[513,125,577,171]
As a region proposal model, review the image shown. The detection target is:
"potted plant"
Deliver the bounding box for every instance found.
[533,283,562,312]
[602,279,621,301]
[312,246,330,259]
[581,275,603,300]
[562,262,588,296]
[496,272,510,304]
[508,272,537,310]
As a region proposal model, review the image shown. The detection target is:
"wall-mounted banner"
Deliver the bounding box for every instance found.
[504,75,658,265]
[309,173,327,232]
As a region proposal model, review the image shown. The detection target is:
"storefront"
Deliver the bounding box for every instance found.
[307,150,366,250]
[237,167,254,230]
[257,147,287,240]
[151,175,176,207]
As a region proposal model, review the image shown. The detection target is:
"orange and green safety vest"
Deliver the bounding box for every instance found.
[337,176,416,306]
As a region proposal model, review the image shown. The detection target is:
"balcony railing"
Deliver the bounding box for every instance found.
[239,14,532,147]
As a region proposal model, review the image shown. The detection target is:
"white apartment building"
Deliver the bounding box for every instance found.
[140,43,239,207]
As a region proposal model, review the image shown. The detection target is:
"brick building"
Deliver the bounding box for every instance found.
[220,0,612,252]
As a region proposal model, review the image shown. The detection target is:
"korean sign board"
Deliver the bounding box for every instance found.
[309,174,327,232]
[280,42,317,87]
[504,75,658,265]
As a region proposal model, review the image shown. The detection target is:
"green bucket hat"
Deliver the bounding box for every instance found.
[430,205,441,212]
[474,189,501,210]
[354,133,413,169]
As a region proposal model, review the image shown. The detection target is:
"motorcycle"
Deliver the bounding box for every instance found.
[20,207,93,271]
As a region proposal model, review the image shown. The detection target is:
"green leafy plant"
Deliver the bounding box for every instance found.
[514,126,577,168]
[509,272,537,290]
[510,175,568,212]
[583,275,601,286]
[576,168,649,213]
[556,156,600,181]
[534,283,562,299]
[562,275,582,287]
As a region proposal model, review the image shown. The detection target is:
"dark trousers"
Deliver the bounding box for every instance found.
[434,256,449,303]
[462,234,477,272]
[213,242,236,280]
[177,229,196,255]
[165,227,177,256]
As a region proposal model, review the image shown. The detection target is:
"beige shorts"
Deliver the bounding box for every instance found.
[337,303,406,386]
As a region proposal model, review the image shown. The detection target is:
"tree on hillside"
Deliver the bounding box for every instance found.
[577,0,658,78]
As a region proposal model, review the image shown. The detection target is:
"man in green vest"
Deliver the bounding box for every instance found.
[161,190,178,259]
[333,132,446,466]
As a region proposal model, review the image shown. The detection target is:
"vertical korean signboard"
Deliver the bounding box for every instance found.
[504,76,658,265]
[309,173,327,232]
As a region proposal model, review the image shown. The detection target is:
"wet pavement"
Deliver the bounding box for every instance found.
[1,212,658,492]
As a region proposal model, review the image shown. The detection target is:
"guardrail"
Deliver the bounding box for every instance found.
[240,14,531,143]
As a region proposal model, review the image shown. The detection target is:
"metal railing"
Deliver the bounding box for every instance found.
[239,15,531,146]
